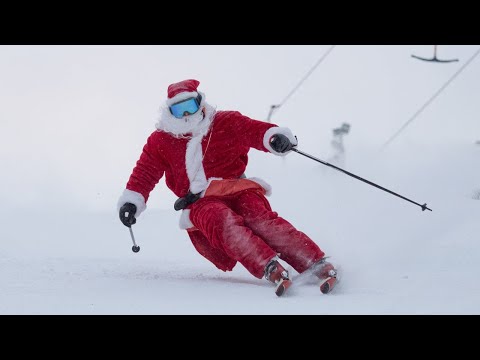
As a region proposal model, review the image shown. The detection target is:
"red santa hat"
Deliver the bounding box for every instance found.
[166,79,202,106]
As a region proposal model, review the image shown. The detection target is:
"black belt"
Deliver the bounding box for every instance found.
[174,191,201,211]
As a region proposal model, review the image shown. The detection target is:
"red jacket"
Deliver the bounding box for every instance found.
[127,111,278,202]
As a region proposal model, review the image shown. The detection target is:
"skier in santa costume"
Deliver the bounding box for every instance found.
[118,79,337,296]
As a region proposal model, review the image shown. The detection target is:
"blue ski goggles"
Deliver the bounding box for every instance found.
[169,94,202,119]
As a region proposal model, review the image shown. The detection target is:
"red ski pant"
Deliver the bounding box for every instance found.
[188,189,325,279]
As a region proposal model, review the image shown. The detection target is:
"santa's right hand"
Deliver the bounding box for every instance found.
[119,203,137,227]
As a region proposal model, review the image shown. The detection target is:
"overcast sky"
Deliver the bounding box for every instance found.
[0,45,478,213]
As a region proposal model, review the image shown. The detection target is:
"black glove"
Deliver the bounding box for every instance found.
[119,203,137,227]
[269,134,295,153]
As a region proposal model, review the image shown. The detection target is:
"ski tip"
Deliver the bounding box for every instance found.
[275,279,292,297]
[319,277,337,294]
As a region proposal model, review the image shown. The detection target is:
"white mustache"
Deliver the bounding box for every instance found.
[156,104,215,138]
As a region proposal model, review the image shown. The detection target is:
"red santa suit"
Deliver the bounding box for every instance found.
[118,80,325,279]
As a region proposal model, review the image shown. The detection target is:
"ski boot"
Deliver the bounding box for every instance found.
[264,259,292,297]
[311,258,338,294]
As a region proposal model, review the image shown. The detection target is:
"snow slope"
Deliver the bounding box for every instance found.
[2,143,479,314]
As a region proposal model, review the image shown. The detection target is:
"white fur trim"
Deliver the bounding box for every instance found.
[248,177,272,196]
[179,209,195,230]
[263,127,298,157]
[185,133,209,194]
[117,189,147,217]
[166,91,199,106]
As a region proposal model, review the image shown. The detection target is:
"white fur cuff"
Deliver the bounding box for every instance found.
[263,127,298,156]
[179,209,195,230]
[117,189,147,217]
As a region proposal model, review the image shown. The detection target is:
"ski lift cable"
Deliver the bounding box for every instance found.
[381,47,480,150]
[267,45,336,121]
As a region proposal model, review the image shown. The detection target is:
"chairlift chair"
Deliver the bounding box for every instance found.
[412,45,459,63]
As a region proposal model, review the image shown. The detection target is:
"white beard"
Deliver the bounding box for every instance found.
[155,101,216,138]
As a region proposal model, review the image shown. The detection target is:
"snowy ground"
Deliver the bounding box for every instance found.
[2,144,479,314]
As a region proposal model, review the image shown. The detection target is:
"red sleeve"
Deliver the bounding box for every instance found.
[126,132,166,203]
[228,111,277,152]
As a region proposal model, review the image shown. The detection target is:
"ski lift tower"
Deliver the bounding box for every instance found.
[329,123,351,167]
[266,104,280,123]
[412,45,459,63]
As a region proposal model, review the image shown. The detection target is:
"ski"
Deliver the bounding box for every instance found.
[319,274,338,294]
[275,278,293,297]
[290,259,339,294]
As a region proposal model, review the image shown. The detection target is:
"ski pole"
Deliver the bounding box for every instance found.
[291,148,432,212]
[128,226,140,253]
